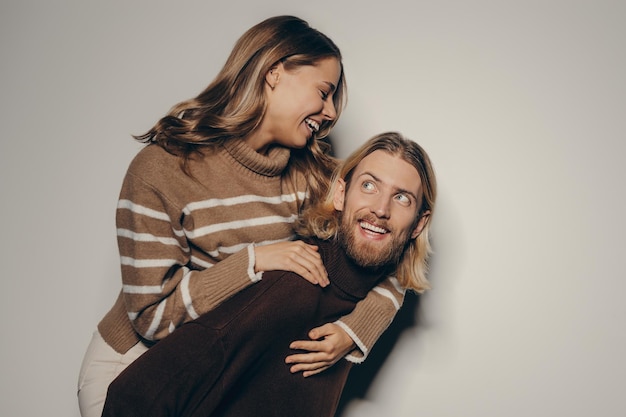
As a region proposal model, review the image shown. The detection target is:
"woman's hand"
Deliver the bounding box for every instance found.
[285,323,356,377]
[254,241,329,286]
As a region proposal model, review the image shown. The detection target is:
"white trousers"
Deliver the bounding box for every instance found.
[77,331,149,417]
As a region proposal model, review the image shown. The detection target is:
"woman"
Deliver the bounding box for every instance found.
[77,15,404,417]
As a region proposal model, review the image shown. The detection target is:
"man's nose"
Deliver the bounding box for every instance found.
[371,196,391,219]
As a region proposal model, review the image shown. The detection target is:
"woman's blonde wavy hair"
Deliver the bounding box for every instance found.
[134,15,347,205]
[297,132,437,293]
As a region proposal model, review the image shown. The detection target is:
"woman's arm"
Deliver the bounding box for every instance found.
[286,276,405,374]
[117,169,329,343]
[116,172,261,342]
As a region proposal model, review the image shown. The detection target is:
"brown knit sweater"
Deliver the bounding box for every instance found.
[97,140,405,360]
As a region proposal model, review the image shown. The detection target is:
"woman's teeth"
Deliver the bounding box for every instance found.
[305,118,319,132]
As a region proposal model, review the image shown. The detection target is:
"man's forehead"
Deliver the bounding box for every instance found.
[351,150,422,193]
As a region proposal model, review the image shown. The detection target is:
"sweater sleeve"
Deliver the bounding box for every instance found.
[116,171,261,342]
[335,275,406,363]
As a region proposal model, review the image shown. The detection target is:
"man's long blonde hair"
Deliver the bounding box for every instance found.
[297,132,437,293]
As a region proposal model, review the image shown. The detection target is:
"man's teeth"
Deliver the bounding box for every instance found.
[305,118,319,132]
[359,221,388,234]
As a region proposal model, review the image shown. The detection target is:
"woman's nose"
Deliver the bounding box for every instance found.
[322,100,337,121]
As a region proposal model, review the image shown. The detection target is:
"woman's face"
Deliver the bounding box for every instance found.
[248,57,342,153]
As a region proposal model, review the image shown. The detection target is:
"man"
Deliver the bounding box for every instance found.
[102,131,437,417]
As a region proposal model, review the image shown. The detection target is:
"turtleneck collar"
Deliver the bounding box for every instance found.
[309,237,393,299]
[223,139,291,177]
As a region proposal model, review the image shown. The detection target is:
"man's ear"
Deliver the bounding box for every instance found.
[411,210,431,239]
[333,178,346,211]
[265,62,283,90]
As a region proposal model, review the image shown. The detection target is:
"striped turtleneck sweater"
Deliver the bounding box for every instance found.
[97,140,405,361]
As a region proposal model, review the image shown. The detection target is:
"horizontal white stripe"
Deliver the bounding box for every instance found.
[118,199,170,222]
[122,284,163,294]
[117,228,187,250]
[189,237,294,269]
[205,242,249,258]
[184,192,307,214]
[120,256,178,268]
[190,255,215,269]
[204,236,295,258]
[373,286,402,311]
[245,236,296,249]
[185,214,298,239]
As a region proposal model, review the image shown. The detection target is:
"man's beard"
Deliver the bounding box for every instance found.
[337,212,410,269]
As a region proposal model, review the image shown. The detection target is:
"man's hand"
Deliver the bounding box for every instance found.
[285,323,356,377]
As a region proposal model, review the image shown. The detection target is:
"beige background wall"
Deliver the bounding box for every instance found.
[1,1,624,416]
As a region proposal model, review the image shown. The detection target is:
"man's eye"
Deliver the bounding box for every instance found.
[395,194,411,205]
[361,181,375,192]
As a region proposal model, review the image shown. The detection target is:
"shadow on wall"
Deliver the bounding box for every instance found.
[336,291,422,416]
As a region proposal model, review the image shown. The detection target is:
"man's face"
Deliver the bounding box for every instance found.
[334,150,428,268]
